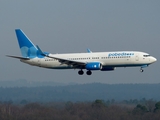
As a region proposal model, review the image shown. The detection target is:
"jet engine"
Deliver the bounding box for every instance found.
[85,62,102,70]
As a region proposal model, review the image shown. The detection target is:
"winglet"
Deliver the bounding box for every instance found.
[87,48,92,53]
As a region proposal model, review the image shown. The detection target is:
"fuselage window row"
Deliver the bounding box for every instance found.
[44,56,131,62]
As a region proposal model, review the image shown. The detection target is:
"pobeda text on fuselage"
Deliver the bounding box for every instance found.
[7,29,157,75]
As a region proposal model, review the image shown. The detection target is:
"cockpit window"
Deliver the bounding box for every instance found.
[143,55,151,57]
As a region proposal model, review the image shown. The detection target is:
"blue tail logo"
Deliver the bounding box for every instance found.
[15,29,44,58]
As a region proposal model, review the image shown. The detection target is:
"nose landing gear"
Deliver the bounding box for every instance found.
[140,68,144,72]
[140,65,149,73]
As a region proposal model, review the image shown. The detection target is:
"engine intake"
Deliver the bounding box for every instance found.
[86,62,102,70]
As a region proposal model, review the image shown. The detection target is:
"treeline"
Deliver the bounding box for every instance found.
[0,83,160,102]
[0,79,66,87]
[0,100,160,120]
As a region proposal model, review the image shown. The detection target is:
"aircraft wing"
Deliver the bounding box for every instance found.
[47,54,86,68]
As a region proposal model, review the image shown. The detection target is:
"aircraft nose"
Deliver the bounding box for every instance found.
[151,57,157,63]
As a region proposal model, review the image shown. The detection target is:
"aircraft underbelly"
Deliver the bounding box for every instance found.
[41,61,72,69]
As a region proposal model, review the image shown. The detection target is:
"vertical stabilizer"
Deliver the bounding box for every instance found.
[15,29,38,58]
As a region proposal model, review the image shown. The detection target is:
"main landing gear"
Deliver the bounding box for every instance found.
[78,70,92,75]
[86,70,92,75]
[78,70,84,75]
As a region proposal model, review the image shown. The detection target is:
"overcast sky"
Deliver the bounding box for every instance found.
[1,0,160,84]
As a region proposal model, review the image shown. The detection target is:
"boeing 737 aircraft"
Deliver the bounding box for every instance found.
[7,29,157,75]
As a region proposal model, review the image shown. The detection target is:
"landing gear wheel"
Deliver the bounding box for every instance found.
[86,70,92,75]
[140,69,144,72]
[78,70,84,75]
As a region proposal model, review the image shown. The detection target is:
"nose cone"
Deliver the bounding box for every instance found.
[151,57,157,63]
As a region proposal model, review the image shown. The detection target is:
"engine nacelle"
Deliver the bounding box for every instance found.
[101,67,115,71]
[86,62,102,70]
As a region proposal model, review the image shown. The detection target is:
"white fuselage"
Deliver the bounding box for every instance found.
[21,51,156,69]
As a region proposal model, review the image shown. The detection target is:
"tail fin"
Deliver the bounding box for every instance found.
[15,29,39,58]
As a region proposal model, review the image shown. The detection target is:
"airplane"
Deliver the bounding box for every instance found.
[7,29,157,75]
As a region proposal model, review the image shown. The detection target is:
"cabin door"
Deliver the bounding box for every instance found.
[135,53,139,61]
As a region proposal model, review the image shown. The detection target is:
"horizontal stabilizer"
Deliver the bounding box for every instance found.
[6,55,30,60]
